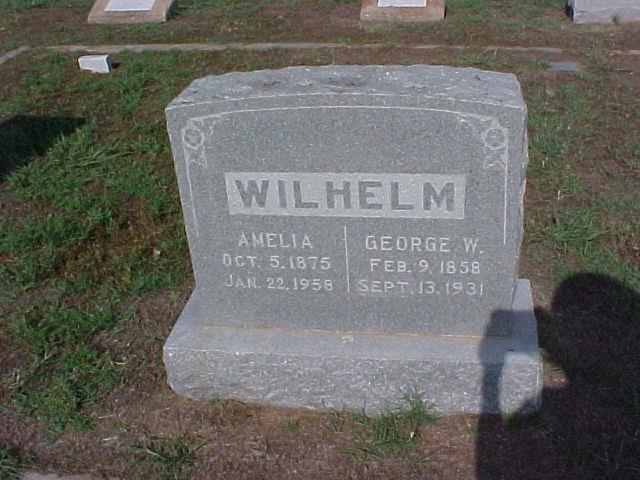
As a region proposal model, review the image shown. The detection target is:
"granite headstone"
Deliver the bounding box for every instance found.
[163,65,542,414]
[360,0,445,22]
[88,0,175,24]
[567,0,640,23]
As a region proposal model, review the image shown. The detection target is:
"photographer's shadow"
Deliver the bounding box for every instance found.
[477,273,640,479]
[0,115,84,181]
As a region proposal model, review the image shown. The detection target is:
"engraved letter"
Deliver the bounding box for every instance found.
[277,180,287,208]
[423,182,455,211]
[235,180,269,208]
[359,181,383,210]
[293,181,319,209]
[326,181,352,209]
[464,238,480,253]
[391,181,414,210]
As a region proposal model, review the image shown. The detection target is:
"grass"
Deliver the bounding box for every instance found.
[503,411,543,432]
[345,394,436,457]
[533,208,602,252]
[1,53,191,432]
[524,69,639,293]
[132,436,202,480]
[7,303,122,432]
[0,0,91,14]
[1,0,637,52]
[282,418,301,432]
[0,447,32,480]
[0,42,638,477]
[456,52,512,69]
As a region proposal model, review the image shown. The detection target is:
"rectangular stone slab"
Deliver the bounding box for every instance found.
[378,0,428,6]
[88,0,175,24]
[164,279,542,414]
[165,65,529,337]
[78,55,112,74]
[105,0,155,11]
[567,0,640,23]
[361,0,444,22]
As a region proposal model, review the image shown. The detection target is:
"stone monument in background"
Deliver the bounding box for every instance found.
[567,0,640,23]
[360,0,445,22]
[88,0,175,24]
[163,65,542,414]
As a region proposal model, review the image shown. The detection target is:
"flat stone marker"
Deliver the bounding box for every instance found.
[361,0,445,22]
[78,54,112,73]
[548,61,582,73]
[87,0,175,24]
[163,65,542,414]
[567,0,640,23]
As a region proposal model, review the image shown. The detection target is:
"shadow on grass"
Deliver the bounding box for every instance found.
[477,273,640,479]
[0,115,84,181]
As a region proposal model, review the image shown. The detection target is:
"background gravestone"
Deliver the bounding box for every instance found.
[88,0,175,24]
[567,0,640,23]
[360,0,445,22]
[163,65,542,414]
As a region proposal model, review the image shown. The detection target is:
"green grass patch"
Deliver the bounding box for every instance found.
[8,304,123,432]
[524,68,639,292]
[132,436,203,480]
[345,394,436,457]
[282,418,301,432]
[1,52,191,432]
[0,447,33,480]
[456,52,512,69]
[0,0,91,14]
[534,208,602,252]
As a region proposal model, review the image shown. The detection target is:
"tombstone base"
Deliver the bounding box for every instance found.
[360,0,445,23]
[87,0,175,24]
[164,280,542,414]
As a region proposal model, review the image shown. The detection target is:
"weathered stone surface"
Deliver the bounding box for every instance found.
[165,279,541,414]
[78,54,112,74]
[165,65,528,337]
[378,0,427,6]
[548,61,582,73]
[361,0,444,22]
[21,473,108,480]
[163,65,541,413]
[87,0,175,24]
[567,0,640,23]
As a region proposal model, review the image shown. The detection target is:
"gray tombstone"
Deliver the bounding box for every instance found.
[360,0,444,22]
[163,65,542,414]
[567,0,640,23]
[88,0,175,24]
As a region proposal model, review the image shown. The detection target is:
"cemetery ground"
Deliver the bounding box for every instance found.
[2,0,640,52]
[0,2,639,480]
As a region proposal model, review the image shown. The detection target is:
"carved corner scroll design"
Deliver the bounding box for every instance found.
[455,113,509,244]
[180,118,214,238]
[471,116,509,244]
[477,118,509,171]
[181,118,208,169]
[454,115,509,171]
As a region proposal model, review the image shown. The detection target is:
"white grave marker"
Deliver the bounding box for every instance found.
[78,55,112,74]
[361,0,444,22]
[105,0,155,12]
[88,0,173,24]
[378,0,428,7]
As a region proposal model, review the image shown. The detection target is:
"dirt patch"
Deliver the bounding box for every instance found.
[0,189,29,224]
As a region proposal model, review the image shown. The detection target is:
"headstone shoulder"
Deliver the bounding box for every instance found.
[166,65,525,112]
